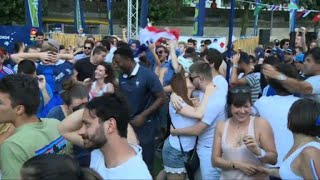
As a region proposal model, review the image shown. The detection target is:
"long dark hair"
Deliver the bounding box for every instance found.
[170,70,193,106]
[94,62,116,84]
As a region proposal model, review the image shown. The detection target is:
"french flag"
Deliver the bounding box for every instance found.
[139,26,180,44]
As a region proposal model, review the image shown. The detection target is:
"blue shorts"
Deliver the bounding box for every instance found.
[162,138,189,173]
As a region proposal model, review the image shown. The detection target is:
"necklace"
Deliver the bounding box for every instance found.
[230,117,250,147]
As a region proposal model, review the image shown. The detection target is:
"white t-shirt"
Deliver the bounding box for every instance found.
[196,76,228,149]
[254,95,299,167]
[90,144,152,179]
[169,102,198,151]
[105,47,117,63]
[304,75,320,102]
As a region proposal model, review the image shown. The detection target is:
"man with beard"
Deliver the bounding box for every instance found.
[58,93,152,179]
[74,40,95,61]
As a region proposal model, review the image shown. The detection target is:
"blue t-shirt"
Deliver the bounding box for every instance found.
[0,66,15,79]
[161,60,175,87]
[119,65,163,119]
[37,60,73,93]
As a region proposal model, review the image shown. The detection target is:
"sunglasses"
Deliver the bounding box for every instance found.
[84,46,92,50]
[156,51,163,54]
[189,75,200,82]
[72,103,87,112]
[229,87,251,94]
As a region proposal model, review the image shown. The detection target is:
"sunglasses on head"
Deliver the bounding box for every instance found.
[229,87,251,94]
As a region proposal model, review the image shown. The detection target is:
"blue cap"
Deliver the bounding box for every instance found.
[295,53,304,63]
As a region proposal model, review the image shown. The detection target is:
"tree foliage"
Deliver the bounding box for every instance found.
[0,0,48,25]
[113,0,183,25]
[223,0,320,36]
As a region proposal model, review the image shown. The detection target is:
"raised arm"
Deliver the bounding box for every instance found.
[230,53,248,85]
[58,53,75,64]
[300,27,308,52]
[263,64,313,94]
[122,27,128,43]
[148,43,161,76]
[10,52,57,64]
[169,40,181,73]
[58,109,85,147]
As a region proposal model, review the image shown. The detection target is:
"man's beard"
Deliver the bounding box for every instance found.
[81,128,107,151]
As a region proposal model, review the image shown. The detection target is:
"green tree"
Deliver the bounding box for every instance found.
[0,0,48,25]
[113,0,183,25]
[223,0,316,36]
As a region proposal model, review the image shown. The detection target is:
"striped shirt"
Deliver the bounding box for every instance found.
[0,66,15,79]
[245,73,261,103]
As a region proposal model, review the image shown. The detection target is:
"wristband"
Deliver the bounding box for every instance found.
[233,64,238,68]
[255,148,266,158]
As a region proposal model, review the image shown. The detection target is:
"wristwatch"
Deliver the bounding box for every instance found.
[277,74,288,81]
[233,64,238,68]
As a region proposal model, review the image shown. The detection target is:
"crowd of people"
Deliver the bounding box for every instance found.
[0,26,319,180]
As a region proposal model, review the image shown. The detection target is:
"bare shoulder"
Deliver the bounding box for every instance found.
[216,120,227,135]
[301,145,320,159]
[255,116,271,128]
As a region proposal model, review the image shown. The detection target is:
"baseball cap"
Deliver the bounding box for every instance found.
[294,53,305,63]
[47,39,60,50]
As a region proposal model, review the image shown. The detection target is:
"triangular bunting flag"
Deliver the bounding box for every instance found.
[297,10,307,18]
[302,10,311,18]
[254,4,268,16]
[288,2,298,10]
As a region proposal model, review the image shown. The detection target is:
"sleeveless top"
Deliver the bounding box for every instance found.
[89,82,111,100]
[279,141,320,179]
[220,116,268,180]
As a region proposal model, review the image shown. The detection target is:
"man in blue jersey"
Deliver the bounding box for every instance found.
[0,47,15,79]
[113,46,165,175]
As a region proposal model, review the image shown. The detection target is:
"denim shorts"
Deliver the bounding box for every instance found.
[162,138,189,172]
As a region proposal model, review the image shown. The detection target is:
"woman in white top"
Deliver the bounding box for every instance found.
[88,62,115,100]
[212,85,277,180]
[157,71,216,180]
[265,98,320,179]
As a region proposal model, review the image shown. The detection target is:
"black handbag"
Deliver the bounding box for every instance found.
[172,125,200,180]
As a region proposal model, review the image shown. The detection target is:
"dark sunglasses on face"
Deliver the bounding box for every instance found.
[189,75,200,82]
[157,51,163,54]
[84,46,92,50]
